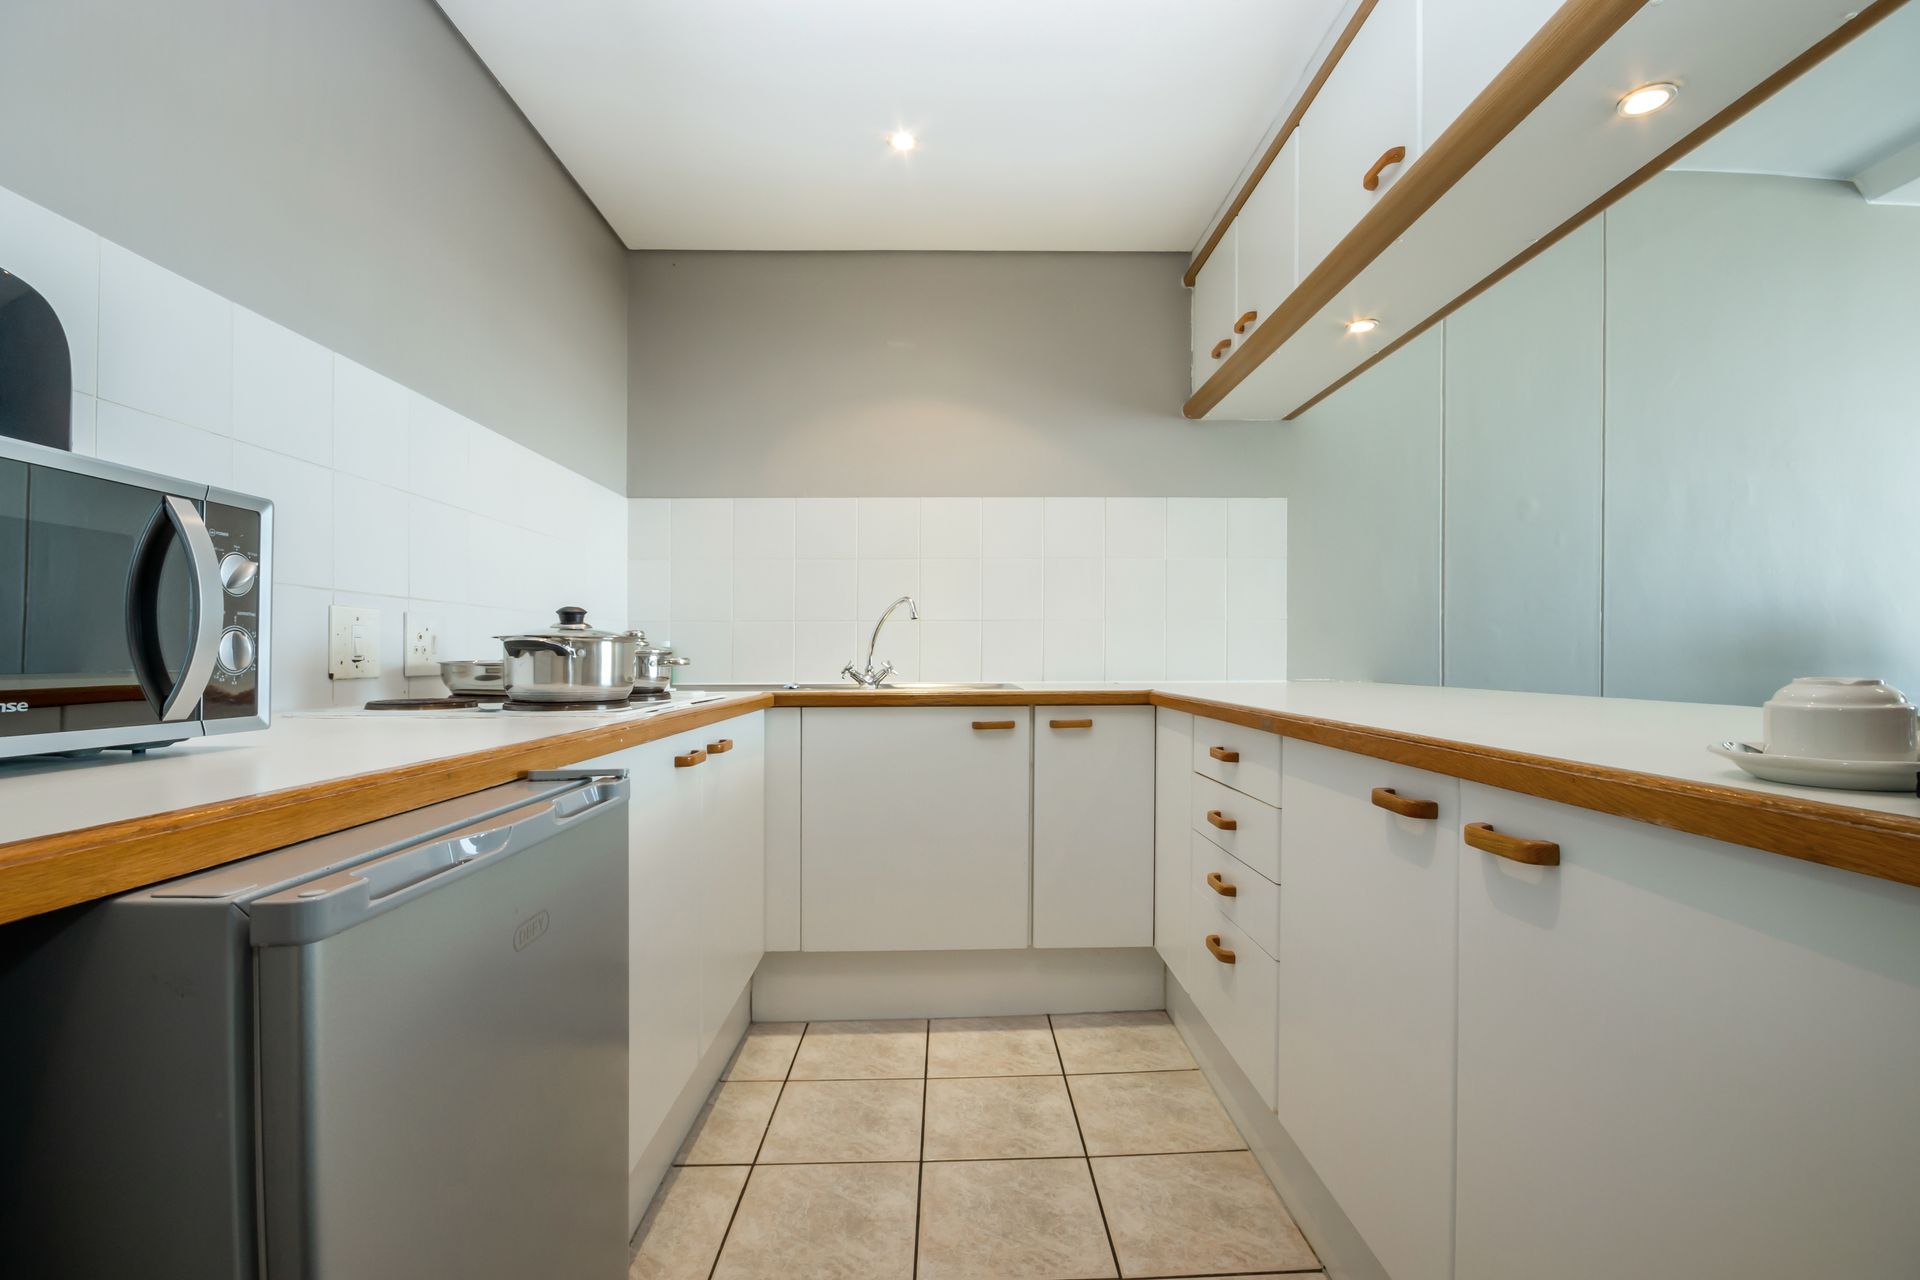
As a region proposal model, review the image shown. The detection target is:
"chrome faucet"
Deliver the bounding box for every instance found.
[843,595,919,688]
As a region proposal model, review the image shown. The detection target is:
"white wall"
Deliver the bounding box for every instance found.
[0,182,627,711]
[629,496,1287,683]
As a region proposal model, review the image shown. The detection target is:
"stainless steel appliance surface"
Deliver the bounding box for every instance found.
[438,656,505,695]
[0,770,630,1280]
[630,632,690,698]
[0,435,271,761]
[499,605,641,703]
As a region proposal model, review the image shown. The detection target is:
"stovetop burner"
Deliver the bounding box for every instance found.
[363,687,678,712]
[502,697,636,712]
[363,696,494,711]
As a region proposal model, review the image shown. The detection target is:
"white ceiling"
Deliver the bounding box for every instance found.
[436,0,1347,252]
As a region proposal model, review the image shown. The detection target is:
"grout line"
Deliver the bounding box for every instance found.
[912,1018,929,1280]
[1050,1013,1125,1280]
[700,1021,806,1280]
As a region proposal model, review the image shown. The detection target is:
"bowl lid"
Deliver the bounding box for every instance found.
[1767,677,1913,710]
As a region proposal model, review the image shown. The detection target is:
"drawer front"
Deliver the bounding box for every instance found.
[1192,772,1281,883]
[1187,893,1278,1111]
[1190,830,1278,961]
[1191,716,1282,805]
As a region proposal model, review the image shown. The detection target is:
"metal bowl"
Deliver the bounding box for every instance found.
[439,659,505,696]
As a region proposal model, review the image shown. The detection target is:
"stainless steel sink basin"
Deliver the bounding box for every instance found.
[694,682,1022,692]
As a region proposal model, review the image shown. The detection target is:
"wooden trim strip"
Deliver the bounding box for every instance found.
[1151,691,1920,890]
[773,689,1148,707]
[1280,0,1912,421]
[1184,0,1382,287]
[1184,0,1649,419]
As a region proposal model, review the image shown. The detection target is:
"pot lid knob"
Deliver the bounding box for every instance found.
[556,605,588,627]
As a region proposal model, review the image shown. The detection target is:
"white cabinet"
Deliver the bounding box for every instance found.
[1455,783,1920,1280]
[1191,715,1283,806]
[1419,0,1566,148]
[1234,132,1298,323]
[1296,0,1419,281]
[1186,857,1278,1111]
[698,713,765,1056]
[1190,221,1238,392]
[1154,709,1194,986]
[1033,706,1154,948]
[799,707,1032,951]
[1277,742,1459,1280]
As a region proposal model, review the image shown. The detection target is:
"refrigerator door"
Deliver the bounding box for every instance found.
[249,772,629,1280]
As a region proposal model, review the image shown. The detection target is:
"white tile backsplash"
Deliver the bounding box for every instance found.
[98,241,233,434]
[331,358,409,482]
[856,497,920,558]
[1105,497,1167,558]
[920,497,982,559]
[332,474,410,598]
[232,309,332,465]
[96,401,232,486]
[1168,497,1229,558]
[1043,557,1103,622]
[1044,497,1105,557]
[794,497,856,558]
[0,183,100,394]
[980,497,1043,557]
[734,498,794,559]
[232,444,332,588]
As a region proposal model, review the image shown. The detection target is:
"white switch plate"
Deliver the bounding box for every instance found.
[328,605,382,680]
[404,613,441,677]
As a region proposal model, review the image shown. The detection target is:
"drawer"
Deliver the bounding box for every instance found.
[1192,717,1282,806]
[1187,892,1278,1111]
[1192,773,1281,884]
[1190,831,1278,961]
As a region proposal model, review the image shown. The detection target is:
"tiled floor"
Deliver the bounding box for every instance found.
[629,1010,1323,1280]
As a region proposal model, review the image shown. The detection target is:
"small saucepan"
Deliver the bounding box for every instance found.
[630,635,690,698]
[438,659,505,696]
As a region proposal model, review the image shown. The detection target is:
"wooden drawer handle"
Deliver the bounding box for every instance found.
[1464,821,1560,866]
[972,720,1017,731]
[1205,809,1237,832]
[1204,933,1237,964]
[1049,718,1093,730]
[1362,145,1407,191]
[674,749,707,769]
[1208,746,1240,763]
[1371,787,1438,820]
[706,738,734,754]
[1233,309,1259,335]
[1206,870,1237,898]
[1210,338,1232,360]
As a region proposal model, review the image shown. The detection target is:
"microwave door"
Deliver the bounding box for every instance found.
[127,495,223,720]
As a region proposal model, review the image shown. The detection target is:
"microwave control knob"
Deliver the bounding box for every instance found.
[219,552,258,597]
[217,627,256,675]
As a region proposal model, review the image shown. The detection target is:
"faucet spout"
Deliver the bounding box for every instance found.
[844,595,919,688]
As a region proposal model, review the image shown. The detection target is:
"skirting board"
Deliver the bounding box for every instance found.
[751,947,1165,1022]
[627,980,752,1235]
[1167,973,1388,1280]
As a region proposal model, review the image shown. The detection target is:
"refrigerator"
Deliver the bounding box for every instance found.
[0,769,630,1279]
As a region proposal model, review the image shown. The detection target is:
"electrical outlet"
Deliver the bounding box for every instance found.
[404,613,441,677]
[327,605,382,680]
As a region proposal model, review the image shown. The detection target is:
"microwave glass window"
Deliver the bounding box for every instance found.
[0,459,23,676]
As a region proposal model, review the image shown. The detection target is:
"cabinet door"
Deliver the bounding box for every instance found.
[1277,743,1458,1280]
[1456,784,1920,1279]
[1154,709,1194,985]
[1033,705,1153,948]
[1296,0,1419,280]
[698,713,765,1056]
[800,707,1032,951]
[1190,222,1238,394]
[1234,133,1298,327]
[1419,0,1564,148]
[1186,863,1278,1110]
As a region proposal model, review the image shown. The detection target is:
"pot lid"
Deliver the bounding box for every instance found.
[497,606,639,644]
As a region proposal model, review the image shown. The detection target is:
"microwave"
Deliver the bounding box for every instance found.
[0,436,272,761]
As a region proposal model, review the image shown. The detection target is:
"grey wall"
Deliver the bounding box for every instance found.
[1278,171,1920,706]
[627,251,1286,497]
[0,0,629,489]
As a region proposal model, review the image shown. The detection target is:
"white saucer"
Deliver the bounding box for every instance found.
[1708,741,1920,792]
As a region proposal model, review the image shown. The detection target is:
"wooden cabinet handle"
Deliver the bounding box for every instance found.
[674,749,707,769]
[1049,718,1093,730]
[972,720,1016,731]
[1210,338,1232,360]
[1233,309,1259,335]
[1205,809,1237,832]
[1208,746,1240,763]
[706,738,733,754]
[1371,787,1438,820]
[1362,145,1408,191]
[1464,821,1560,866]
[1206,870,1237,898]
[1204,933,1237,964]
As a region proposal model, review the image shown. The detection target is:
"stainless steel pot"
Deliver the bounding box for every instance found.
[497,607,640,703]
[438,658,504,696]
[630,636,690,697]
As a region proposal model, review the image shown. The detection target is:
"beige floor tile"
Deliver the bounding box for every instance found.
[1091,1151,1318,1278]
[918,1157,1117,1280]
[628,1165,749,1280]
[722,1021,806,1081]
[788,1018,928,1079]
[927,1014,1063,1077]
[672,1081,781,1165]
[712,1162,918,1280]
[1051,1010,1196,1073]
[922,1075,1084,1160]
[756,1078,924,1163]
[1067,1070,1246,1156]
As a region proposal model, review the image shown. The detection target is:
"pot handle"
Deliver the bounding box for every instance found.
[662,655,691,666]
[502,637,578,657]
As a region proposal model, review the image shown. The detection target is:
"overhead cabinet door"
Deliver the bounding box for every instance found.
[1190,223,1238,393]
[1033,705,1154,948]
[1232,133,1299,333]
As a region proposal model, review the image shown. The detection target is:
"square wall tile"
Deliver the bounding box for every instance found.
[332,475,410,598]
[407,497,470,603]
[404,393,471,508]
[1167,558,1227,620]
[734,558,794,621]
[920,497,982,558]
[270,584,333,710]
[919,621,983,683]
[981,558,1044,621]
[856,559,919,619]
[0,185,100,394]
[628,498,672,557]
[1105,621,1166,681]
[1228,617,1287,680]
[1043,621,1105,681]
[1226,558,1287,621]
[795,621,856,681]
[672,558,735,622]
[795,559,856,621]
[1043,558,1102,622]
[98,241,232,434]
[1167,618,1229,681]
[1105,497,1167,558]
[331,358,409,484]
[1167,497,1228,558]
[980,497,1044,557]
[857,497,920,558]
[735,497,795,558]
[672,499,735,559]
[628,558,671,620]
[795,497,856,558]
[732,622,795,683]
[671,620,733,682]
[1228,497,1287,557]
[96,402,232,487]
[231,444,331,589]
[1105,558,1166,623]
[68,393,96,455]
[1044,497,1104,557]
[231,309,332,466]
[981,621,1043,683]
[919,558,980,621]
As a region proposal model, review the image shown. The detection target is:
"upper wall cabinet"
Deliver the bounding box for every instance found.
[1183,0,1882,416]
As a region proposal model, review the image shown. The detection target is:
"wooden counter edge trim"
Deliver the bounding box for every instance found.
[1184,0,1647,420]
[1279,0,1913,422]
[1182,0,1381,288]
[766,688,1151,708]
[0,694,775,926]
[1151,692,1920,889]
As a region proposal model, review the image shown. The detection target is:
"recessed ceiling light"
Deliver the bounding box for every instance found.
[1345,317,1380,336]
[1617,82,1679,117]
[888,129,917,153]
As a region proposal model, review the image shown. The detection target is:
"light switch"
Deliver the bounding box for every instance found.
[404,613,441,677]
[328,605,382,680]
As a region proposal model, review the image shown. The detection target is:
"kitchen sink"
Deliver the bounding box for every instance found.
[694,682,1022,692]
